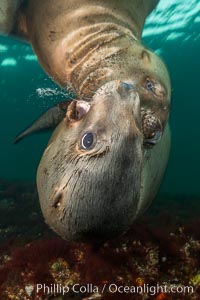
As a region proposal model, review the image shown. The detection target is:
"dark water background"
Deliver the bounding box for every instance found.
[0,0,199,196]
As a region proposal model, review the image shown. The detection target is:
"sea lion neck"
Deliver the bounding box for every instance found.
[24,0,158,97]
[67,30,136,99]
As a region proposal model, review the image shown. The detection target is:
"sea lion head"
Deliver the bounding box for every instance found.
[110,40,171,126]
[37,80,146,242]
[115,41,171,146]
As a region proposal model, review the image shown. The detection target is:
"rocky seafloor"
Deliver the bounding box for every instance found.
[0,179,200,300]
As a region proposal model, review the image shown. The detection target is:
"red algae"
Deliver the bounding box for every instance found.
[0,180,200,299]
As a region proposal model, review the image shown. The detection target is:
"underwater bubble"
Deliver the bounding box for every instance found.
[36,87,67,98]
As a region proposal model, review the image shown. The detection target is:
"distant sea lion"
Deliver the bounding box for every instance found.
[1,0,171,241]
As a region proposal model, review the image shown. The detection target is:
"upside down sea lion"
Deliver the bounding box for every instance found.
[37,81,170,241]
[0,0,171,241]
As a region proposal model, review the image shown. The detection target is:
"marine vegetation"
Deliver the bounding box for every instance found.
[0,179,200,299]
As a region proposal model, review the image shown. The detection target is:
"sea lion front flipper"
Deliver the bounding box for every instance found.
[13,100,71,144]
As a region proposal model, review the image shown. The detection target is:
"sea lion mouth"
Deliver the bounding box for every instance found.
[67,100,91,121]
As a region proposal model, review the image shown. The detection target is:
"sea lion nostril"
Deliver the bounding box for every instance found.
[52,191,63,209]
[117,82,134,97]
[121,82,134,90]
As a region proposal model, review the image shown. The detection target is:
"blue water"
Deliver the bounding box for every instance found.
[0,0,200,195]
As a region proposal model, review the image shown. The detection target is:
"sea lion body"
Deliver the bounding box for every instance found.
[1,0,172,241]
[0,0,22,34]
[23,0,159,94]
[1,1,164,97]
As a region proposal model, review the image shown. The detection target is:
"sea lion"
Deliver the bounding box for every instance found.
[37,80,170,241]
[1,0,171,241]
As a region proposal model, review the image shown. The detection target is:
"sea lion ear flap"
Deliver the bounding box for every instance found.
[67,100,91,122]
[141,50,151,64]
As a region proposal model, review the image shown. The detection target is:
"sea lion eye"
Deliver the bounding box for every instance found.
[145,78,166,100]
[145,79,154,92]
[80,132,96,150]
